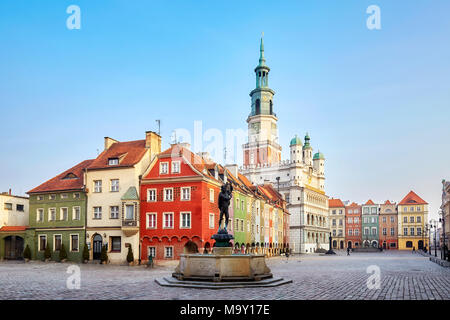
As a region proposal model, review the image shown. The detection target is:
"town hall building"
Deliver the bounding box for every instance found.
[241,37,329,254]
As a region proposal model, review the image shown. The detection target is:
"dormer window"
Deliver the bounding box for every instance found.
[62,173,77,180]
[108,158,119,166]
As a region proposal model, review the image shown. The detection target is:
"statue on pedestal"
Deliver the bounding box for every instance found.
[218,182,233,232]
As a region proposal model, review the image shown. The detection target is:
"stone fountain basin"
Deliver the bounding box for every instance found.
[172,252,272,282]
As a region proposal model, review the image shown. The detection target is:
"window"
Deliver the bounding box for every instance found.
[332,219,336,226]
[37,195,44,201]
[73,207,80,220]
[348,229,353,236]
[61,193,68,199]
[125,205,134,220]
[37,209,44,222]
[49,194,56,200]
[164,188,173,201]
[147,246,156,258]
[49,208,56,221]
[410,228,415,236]
[390,216,395,223]
[403,228,408,236]
[16,204,24,211]
[348,209,353,214]
[416,206,421,212]
[60,208,68,221]
[364,228,369,235]
[332,230,336,236]
[348,217,353,224]
[403,207,407,212]
[108,158,119,165]
[364,208,369,214]
[339,219,343,226]
[39,235,47,251]
[354,209,359,213]
[241,220,244,232]
[339,210,343,215]
[71,234,79,252]
[209,213,215,229]
[371,228,377,235]
[382,217,386,223]
[111,237,121,252]
[403,217,408,223]
[338,230,343,236]
[4,203,12,210]
[209,189,214,203]
[416,216,421,223]
[163,213,174,228]
[171,161,180,174]
[354,217,359,224]
[410,216,414,223]
[73,193,80,199]
[235,218,239,231]
[181,187,191,201]
[410,206,414,212]
[355,229,359,236]
[54,235,62,251]
[390,243,396,248]
[390,228,395,236]
[110,206,119,219]
[110,179,119,192]
[371,207,377,214]
[180,212,191,228]
[160,162,169,174]
[332,210,336,215]
[417,228,422,236]
[147,213,157,229]
[94,180,102,193]
[93,207,102,219]
[147,189,156,202]
[383,228,387,235]
[165,246,173,258]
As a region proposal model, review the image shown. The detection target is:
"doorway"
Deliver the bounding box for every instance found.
[93,234,102,260]
[4,236,24,260]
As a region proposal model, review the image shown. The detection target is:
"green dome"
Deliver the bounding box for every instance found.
[313,151,325,160]
[303,132,312,149]
[290,135,302,146]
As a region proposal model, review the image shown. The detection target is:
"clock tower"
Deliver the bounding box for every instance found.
[243,35,281,167]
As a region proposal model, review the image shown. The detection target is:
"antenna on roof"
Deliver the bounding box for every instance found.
[156,120,161,135]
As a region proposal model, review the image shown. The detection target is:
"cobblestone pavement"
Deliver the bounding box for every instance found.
[0,251,449,300]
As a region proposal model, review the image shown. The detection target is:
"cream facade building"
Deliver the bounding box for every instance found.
[241,37,329,253]
[85,132,161,264]
[328,199,345,249]
[0,191,29,227]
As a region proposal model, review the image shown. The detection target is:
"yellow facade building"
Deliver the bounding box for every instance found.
[398,190,429,250]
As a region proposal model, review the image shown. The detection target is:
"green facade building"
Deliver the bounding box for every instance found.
[26,159,93,262]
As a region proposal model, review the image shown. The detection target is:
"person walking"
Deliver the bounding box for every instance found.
[412,246,416,253]
[347,247,350,256]
[285,248,290,262]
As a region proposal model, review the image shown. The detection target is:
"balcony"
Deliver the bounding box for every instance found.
[122,219,138,237]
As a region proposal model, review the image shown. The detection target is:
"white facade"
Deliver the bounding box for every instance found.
[0,192,29,227]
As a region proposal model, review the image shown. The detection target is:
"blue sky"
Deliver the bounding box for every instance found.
[1,0,449,220]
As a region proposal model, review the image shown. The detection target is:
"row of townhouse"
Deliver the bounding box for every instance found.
[5,132,288,263]
[328,190,429,251]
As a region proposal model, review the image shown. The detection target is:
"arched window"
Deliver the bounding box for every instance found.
[255,99,261,115]
[270,100,273,115]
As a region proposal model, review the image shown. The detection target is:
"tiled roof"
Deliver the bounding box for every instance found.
[88,140,147,170]
[384,200,393,205]
[347,202,360,207]
[28,159,94,194]
[399,190,428,205]
[365,199,375,205]
[0,226,27,232]
[329,198,345,208]
[159,144,218,182]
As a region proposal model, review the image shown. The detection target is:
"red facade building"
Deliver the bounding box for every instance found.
[139,144,222,261]
[345,202,362,249]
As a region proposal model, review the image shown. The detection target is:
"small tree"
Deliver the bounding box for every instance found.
[82,243,89,262]
[44,244,51,261]
[100,245,108,264]
[59,244,68,261]
[126,245,134,264]
[23,245,31,260]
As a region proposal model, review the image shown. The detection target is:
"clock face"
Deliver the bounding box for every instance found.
[263,95,268,101]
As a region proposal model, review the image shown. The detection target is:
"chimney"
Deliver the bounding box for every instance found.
[104,137,118,150]
[225,164,239,178]
[145,131,162,155]
[179,142,191,150]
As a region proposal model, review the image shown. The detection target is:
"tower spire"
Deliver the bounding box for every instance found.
[259,32,266,66]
